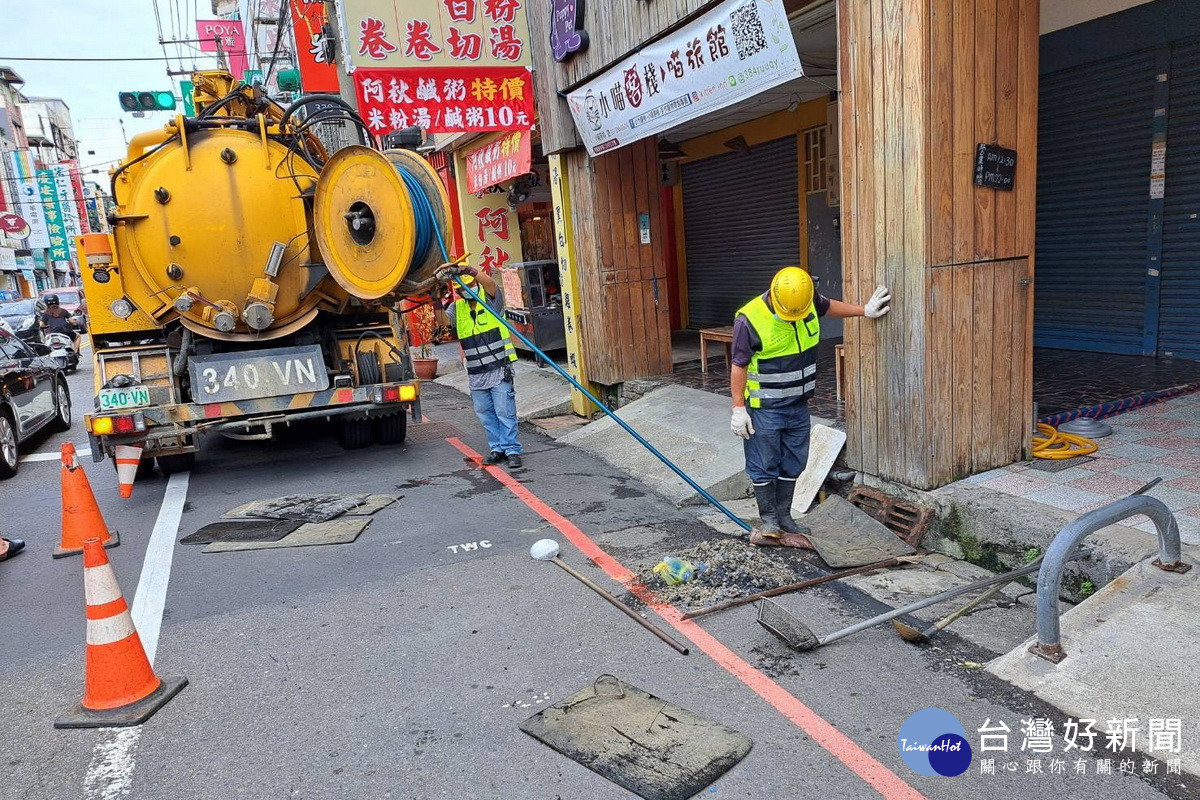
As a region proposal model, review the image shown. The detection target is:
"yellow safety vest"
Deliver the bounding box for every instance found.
[455,292,517,375]
[736,295,820,408]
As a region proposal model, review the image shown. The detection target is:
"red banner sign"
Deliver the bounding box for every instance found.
[0,213,30,239]
[465,130,531,193]
[353,66,533,134]
[196,19,249,79]
[290,0,339,92]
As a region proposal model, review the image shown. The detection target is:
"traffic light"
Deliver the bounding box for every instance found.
[118,91,177,112]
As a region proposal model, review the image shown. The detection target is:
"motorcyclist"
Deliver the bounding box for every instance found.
[40,294,79,350]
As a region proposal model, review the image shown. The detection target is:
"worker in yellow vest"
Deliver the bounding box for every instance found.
[730,267,891,547]
[439,263,523,469]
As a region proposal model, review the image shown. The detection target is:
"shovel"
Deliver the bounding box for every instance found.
[891,580,1011,643]
[756,550,1088,652]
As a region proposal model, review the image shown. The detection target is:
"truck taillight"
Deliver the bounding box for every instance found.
[372,383,417,404]
[88,412,146,436]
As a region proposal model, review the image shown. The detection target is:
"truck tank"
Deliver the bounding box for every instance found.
[77,72,454,478]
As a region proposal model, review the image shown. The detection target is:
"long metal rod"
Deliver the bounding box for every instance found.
[818,554,1085,647]
[681,557,909,620]
[453,276,753,532]
[550,557,690,655]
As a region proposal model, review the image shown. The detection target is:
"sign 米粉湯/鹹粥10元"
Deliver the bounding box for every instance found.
[565,0,804,156]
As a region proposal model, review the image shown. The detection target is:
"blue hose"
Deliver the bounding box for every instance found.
[399,166,753,533]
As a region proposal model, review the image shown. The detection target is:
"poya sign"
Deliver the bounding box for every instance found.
[565,0,803,156]
[550,0,588,62]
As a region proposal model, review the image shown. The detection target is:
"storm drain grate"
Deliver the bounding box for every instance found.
[1028,455,1095,472]
[406,421,466,443]
[847,486,933,548]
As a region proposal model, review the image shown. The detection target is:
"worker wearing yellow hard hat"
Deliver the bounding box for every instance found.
[731,267,891,548]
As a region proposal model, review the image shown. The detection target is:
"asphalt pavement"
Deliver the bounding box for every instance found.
[1,352,1196,800]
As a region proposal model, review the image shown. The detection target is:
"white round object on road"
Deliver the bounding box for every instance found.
[530,539,560,560]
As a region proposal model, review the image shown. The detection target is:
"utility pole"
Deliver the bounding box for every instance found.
[325,0,360,113]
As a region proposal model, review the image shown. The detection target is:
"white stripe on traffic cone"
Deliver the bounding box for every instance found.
[114,445,143,499]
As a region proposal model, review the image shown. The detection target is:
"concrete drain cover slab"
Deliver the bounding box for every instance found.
[201,519,370,553]
[343,494,400,516]
[520,675,752,800]
[803,495,917,568]
[223,494,372,522]
[180,519,300,545]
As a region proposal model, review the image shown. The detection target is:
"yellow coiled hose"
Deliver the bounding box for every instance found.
[1032,423,1098,459]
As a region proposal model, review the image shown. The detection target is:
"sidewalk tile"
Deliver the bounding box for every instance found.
[1171,424,1200,439]
[1098,443,1173,460]
[1067,473,1144,497]
[1027,466,1099,484]
[1156,453,1200,471]
[1113,463,1190,482]
[965,468,1013,484]
[1023,486,1111,512]
[1137,434,1198,451]
[1087,455,1133,471]
[1166,475,1200,494]
[1106,427,1155,442]
[1145,485,1200,512]
[1119,416,1189,432]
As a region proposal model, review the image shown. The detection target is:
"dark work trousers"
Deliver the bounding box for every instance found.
[742,402,811,485]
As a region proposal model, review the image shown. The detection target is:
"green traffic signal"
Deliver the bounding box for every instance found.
[118,90,178,112]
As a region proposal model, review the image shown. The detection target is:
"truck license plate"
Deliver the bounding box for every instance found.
[188,345,329,404]
[98,386,152,411]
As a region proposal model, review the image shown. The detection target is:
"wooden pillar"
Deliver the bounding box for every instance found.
[839,0,1039,489]
[565,139,674,387]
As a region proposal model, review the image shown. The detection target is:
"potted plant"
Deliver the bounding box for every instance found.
[410,301,441,380]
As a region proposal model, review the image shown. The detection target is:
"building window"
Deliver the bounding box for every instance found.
[804,125,827,193]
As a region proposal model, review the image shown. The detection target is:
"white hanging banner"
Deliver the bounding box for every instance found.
[565,0,803,156]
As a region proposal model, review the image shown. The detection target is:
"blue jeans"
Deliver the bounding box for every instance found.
[743,402,811,484]
[471,379,522,455]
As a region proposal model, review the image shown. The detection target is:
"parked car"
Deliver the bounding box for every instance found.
[0,326,71,479]
[0,298,45,345]
[40,287,88,333]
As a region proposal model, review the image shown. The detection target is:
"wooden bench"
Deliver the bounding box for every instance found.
[698,326,735,374]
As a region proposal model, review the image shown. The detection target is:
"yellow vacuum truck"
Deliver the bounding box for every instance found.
[78,71,451,477]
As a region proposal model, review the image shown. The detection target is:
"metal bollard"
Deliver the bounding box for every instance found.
[1030,495,1191,663]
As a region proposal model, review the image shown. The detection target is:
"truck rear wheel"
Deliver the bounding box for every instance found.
[338,417,373,450]
[375,412,407,445]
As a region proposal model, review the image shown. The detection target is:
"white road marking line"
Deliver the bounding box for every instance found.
[21,448,89,463]
[81,472,190,800]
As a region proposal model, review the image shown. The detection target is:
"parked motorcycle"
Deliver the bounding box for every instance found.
[44,331,79,373]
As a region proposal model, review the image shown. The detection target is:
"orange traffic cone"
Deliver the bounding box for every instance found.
[114,444,143,499]
[55,538,187,728]
[54,443,119,558]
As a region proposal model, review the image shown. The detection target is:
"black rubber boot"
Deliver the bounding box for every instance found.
[775,478,811,536]
[752,483,780,536]
[483,451,507,464]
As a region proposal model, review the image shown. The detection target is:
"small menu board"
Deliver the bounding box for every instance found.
[974,144,1017,190]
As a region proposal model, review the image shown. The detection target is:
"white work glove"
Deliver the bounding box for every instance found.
[731,406,754,439]
[864,285,892,318]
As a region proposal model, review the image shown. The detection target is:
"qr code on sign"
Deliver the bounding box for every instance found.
[731,2,767,60]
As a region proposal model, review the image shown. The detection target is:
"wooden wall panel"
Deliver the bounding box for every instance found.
[840,0,1038,488]
[571,138,672,385]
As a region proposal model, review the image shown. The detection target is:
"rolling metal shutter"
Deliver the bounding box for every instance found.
[1035,49,1158,354]
[682,135,800,328]
[1160,37,1200,358]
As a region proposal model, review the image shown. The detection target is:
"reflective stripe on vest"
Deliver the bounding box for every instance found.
[455,294,517,375]
[736,295,819,408]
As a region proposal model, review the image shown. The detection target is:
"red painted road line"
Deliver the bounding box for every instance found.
[445,437,928,800]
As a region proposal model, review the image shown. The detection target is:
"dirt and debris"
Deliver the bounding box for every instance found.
[638,538,816,609]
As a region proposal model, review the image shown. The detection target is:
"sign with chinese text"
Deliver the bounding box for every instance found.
[52,164,83,239]
[36,169,70,262]
[0,213,30,240]
[974,143,1017,190]
[10,152,50,250]
[67,165,90,236]
[342,0,531,68]
[454,150,523,278]
[550,0,587,62]
[290,0,339,92]
[353,66,533,134]
[465,129,531,193]
[196,19,250,78]
[566,0,803,156]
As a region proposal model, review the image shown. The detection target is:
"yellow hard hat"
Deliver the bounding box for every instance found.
[769,266,814,322]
